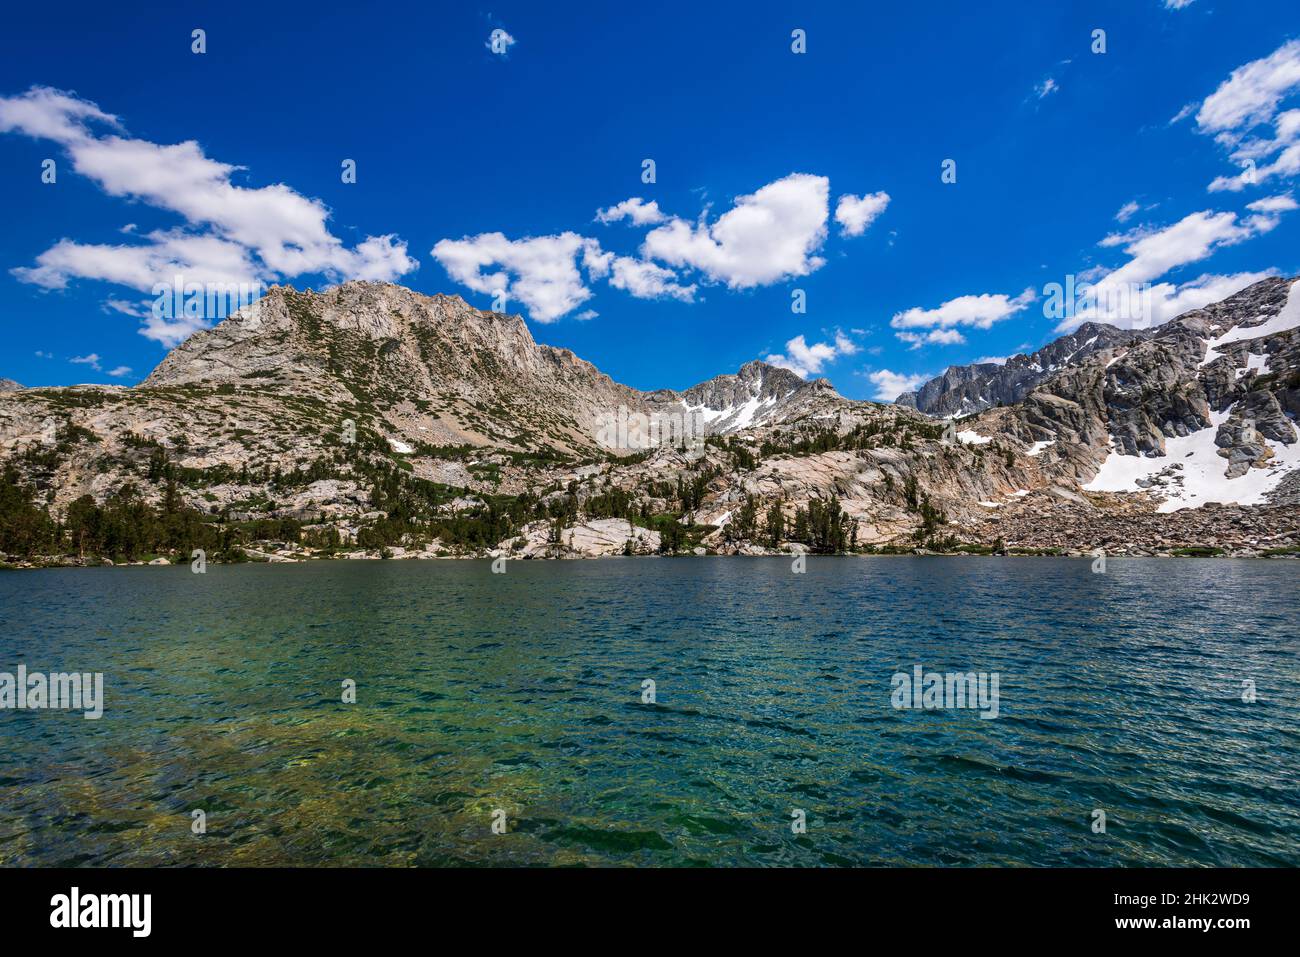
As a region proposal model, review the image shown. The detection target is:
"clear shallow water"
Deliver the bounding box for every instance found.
[0,557,1297,867]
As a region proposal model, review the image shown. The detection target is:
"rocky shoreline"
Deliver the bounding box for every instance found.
[5,510,1297,570]
[5,551,1295,570]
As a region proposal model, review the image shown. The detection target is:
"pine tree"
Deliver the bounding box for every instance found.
[765,502,785,547]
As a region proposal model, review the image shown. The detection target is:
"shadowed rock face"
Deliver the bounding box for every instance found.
[967,276,1300,514]
[896,322,1147,417]
[0,378,21,392]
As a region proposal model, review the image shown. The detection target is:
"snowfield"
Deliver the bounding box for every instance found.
[1237,353,1269,378]
[1200,279,1300,366]
[684,390,791,432]
[1083,407,1300,512]
[1087,280,1300,511]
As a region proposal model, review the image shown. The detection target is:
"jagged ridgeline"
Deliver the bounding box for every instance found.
[2,277,1298,565]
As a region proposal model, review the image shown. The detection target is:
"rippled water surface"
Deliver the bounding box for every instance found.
[1,557,1297,866]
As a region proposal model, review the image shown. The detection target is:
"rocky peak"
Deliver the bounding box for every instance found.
[681,360,813,405]
[897,321,1147,417]
[971,275,1300,508]
[665,360,838,434]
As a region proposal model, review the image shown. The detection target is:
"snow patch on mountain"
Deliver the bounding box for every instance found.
[1238,353,1269,378]
[686,392,784,432]
[1200,279,1300,366]
[1084,405,1300,512]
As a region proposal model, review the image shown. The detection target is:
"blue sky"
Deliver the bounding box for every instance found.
[2,0,1299,400]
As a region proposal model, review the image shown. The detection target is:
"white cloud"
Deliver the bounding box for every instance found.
[140,311,211,349]
[0,86,119,142]
[1055,205,1288,332]
[15,230,261,292]
[974,355,1010,366]
[891,289,1035,331]
[833,331,860,356]
[864,369,931,402]
[1096,208,1280,290]
[1195,39,1300,136]
[595,197,667,226]
[640,173,829,288]
[107,366,132,378]
[764,331,857,379]
[1209,141,1300,192]
[1114,200,1140,223]
[574,309,598,321]
[1034,78,1059,99]
[69,353,102,370]
[895,328,967,349]
[1225,108,1300,162]
[1193,40,1300,193]
[1141,271,1277,326]
[607,256,696,302]
[0,86,417,318]
[1060,271,1274,334]
[834,191,890,237]
[101,298,148,317]
[433,173,868,320]
[1246,193,1299,213]
[1164,0,1195,9]
[430,231,605,323]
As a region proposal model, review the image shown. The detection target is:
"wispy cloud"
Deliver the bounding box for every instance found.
[1056,203,1292,332]
[1114,201,1140,223]
[1191,39,1300,192]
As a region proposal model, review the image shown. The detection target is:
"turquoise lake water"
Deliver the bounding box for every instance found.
[1,557,1297,866]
